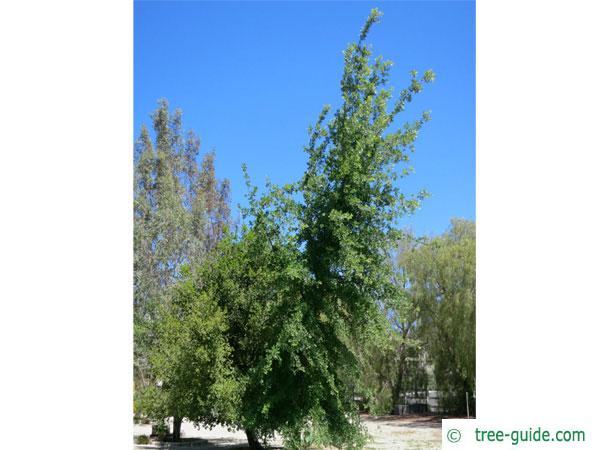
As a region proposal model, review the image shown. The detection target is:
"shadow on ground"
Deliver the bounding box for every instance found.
[363,415,442,428]
[135,437,283,450]
[134,416,444,449]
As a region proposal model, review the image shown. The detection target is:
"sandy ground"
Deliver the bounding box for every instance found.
[133,415,441,450]
[361,416,441,450]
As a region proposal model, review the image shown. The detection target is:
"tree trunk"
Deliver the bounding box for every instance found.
[245,430,264,450]
[392,340,408,409]
[173,416,182,441]
[392,361,405,407]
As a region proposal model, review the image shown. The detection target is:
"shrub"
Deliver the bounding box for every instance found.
[135,435,150,445]
[151,421,169,441]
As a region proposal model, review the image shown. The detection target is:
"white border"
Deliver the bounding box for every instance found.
[1,1,599,449]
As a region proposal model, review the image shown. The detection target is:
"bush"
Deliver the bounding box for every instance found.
[135,435,150,445]
[151,421,169,441]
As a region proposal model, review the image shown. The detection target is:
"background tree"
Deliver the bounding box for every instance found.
[401,219,476,414]
[359,221,476,416]
[133,99,231,437]
[356,233,425,415]
[140,269,239,440]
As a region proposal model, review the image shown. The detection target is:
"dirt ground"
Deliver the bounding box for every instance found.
[361,415,441,450]
[133,415,441,450]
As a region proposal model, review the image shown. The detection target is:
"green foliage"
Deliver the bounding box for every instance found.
[133,100,231,311]
[135,435,150,445]
[237,8,433,446]
[134,100,231,391]
[357,221,475,417]
[151,421,169,441]
[138,272,239,426]
[357,233,427,414]
[401,219,476,414]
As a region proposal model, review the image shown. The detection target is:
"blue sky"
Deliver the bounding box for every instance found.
[134,1,475,237]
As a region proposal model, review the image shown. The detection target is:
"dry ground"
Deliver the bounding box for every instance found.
[133,415,441,450]
[361,415,441,450]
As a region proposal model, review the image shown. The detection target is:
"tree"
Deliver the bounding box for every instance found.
[355,233,424,415]
[155,9,435,448]
[401,219,476,415]
[133,99,231,438]
[246,8,433,446]
[357,221,476,417]
[140,269,239,440]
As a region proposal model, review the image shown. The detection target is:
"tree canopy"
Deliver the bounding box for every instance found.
[402,219,476,414]
[357,219,476,416]
[133,99,231,402]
